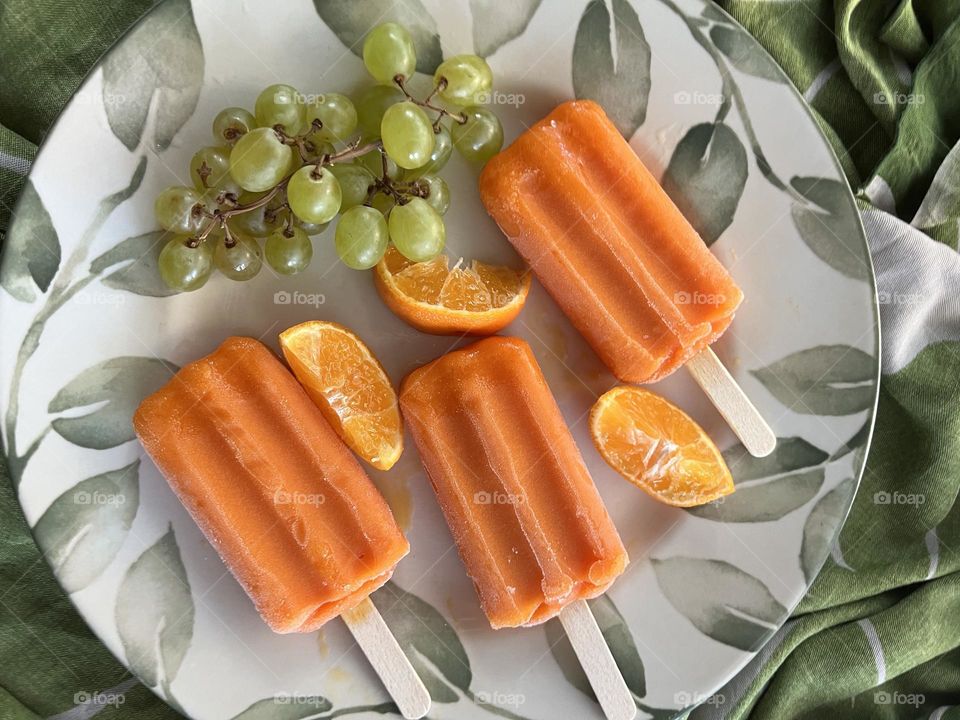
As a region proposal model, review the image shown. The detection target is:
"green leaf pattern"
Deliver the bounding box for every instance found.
[115,526,195,691]
[752,345,876,416]
[0,180,61,302]
[652,557,787,652]
[48,357,177,449]
[572,0,651,138]
[33,461,140,593]
[101,0,204,151]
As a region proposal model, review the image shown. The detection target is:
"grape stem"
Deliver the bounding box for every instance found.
[186,136,384,247]
[394,75,467,126]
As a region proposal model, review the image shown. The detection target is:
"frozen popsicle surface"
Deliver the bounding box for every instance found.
[479,100,744,384]
[134,336,409,633]
[399,336,627,628]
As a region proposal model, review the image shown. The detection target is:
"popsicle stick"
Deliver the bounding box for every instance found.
[341,598,431,719]
[685,348,776,458]
[559,600,637,720]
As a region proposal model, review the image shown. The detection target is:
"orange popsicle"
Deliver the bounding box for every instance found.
[134,336,409,633]
[479,100,744,384]
[399,336,627,628]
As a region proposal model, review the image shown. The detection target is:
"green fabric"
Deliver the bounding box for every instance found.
[2,1,960,719]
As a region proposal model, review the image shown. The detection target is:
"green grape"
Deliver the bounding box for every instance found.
[155,186,205,233]
[369,191,395,216]
[434,55,493,106]
[335,206,389,270]
[213,107,257,146]
[228,191,285,237]
[306,93,358,142]
[265,226,312,275]
[354,85,405,140]
[362,22,416,85]
[190,146,242,196]
[381,102,435,170]
[158,236,214,292]
[358,148,400,181]
[296,218,329,235]
[303,139,335,163]
[330,163,375,210]
[214,234,262,281]
[404,124,452,179]
[451,106,503,164]
[287,166,342,224]
[388,197,445,262]
[413,175,450,215]
[229,128,295,192]
[255,84,306,135]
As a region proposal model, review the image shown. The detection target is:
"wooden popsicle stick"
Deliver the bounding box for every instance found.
[559,599,637,720]
[341,597,431,719]
[685,348,776,458]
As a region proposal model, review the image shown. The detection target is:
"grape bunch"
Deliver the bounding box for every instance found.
[153,21,504,292]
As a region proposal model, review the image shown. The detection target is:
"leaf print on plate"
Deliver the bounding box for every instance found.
[652,557,786,652]
[751,345,876,416]
[369,581,471,703]
[545,595,646,703]
[33,461,140,593]
[231,696,332,720]
[800,478,856,582]
[790,177,871,280]
[661,122,748,246]
[709,25,784,82]
[470,0,542,57]
[48,357,178,449]
[572,0,651,139]
[101,0,204,151]
[0,180,61,302]
[688,438,829,523]
[90,231,178,297]
[314,0,442,74]
[115,525,195,694]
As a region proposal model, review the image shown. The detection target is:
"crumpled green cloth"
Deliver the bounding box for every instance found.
[2,0,960,718]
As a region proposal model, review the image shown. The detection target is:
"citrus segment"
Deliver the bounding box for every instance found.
[590,386,734,507]
[280,321,402,470]
[373,246,530,335]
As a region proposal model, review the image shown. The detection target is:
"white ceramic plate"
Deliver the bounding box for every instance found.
[0,0,879,718]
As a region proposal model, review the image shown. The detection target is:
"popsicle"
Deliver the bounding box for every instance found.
[400,336,636,720]
[134,337,430,718]
[479,100,775,457]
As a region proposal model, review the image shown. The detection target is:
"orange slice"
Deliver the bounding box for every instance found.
[373,246,531,335]
[590,386,734,507]
[279,321,402,471]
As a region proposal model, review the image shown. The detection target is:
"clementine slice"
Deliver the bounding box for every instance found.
[373,246,531,335]
[279,321,402,471]
[590,386,734,507]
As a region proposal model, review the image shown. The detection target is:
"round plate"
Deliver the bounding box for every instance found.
[0,0,879,717]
